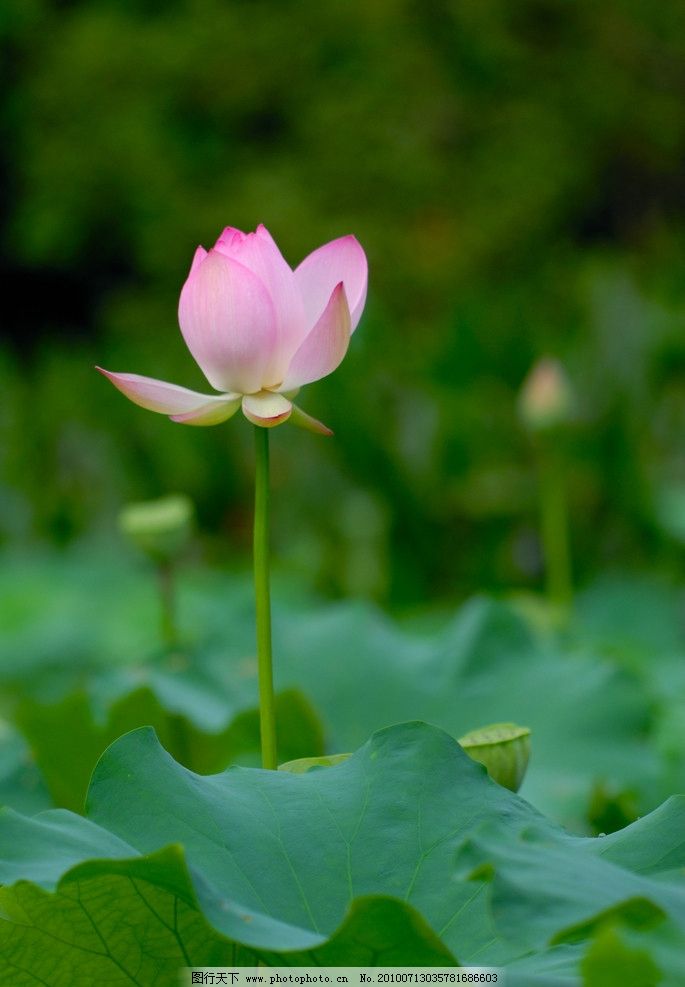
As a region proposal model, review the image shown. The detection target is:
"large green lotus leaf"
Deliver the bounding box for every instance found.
[0,722,552,978]
[452,796,685,985]
[0,722,683,984]
[14,687,324,811]
[0,850,460,983]
[455,832,685,949]
[589,795,685,876]
[0,853,231,985]
[81,723,523,963]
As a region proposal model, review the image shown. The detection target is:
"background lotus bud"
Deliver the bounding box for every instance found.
[98,225,368,434]
[119,494,194,564]
[520,358,575,613]
[519,357,574,432]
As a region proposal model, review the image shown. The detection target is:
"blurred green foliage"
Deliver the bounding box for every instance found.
[3,546,685,834]
[2,0,685,602]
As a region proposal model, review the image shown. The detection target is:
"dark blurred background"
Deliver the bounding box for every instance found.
[2,0,685,606]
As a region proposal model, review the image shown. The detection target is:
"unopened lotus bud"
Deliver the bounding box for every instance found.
[119,494,194,563]
[519,358,574,432]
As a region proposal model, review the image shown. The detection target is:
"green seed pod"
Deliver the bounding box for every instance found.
[119,494,194,564]
[458,722,531,792]
[278,752,351,774]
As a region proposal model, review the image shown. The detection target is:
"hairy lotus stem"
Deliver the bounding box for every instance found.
[253,426,278,769]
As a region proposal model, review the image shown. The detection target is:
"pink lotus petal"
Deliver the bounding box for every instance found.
[295,235,367,333]
[289,404,333,436]
[281,283,351,390]
[215,224,305,383]
[188,245,208,278]
[97,368,240,423]
[170,397,241,426]
[242,391,292,428]
[178,250,277,394]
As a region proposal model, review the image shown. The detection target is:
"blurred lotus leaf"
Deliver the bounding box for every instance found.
[654,485,685,545]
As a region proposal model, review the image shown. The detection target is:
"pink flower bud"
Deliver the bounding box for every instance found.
[519,358,574,432]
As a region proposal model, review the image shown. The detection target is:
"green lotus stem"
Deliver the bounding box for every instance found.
[539,443,572,610]
[157,561,178,649]
[253,425,278,769]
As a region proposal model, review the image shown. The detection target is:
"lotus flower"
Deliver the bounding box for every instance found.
[98,225,367,434]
